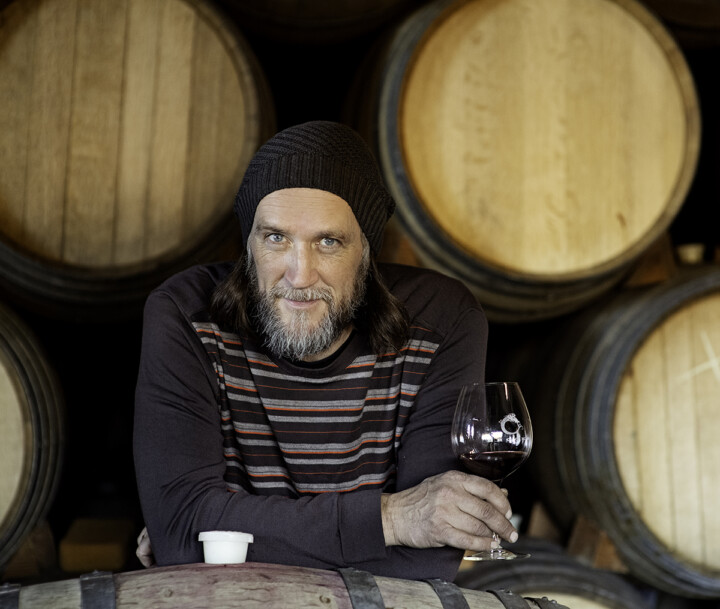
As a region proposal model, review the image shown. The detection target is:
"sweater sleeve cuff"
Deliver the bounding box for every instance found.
[338,490,387,564]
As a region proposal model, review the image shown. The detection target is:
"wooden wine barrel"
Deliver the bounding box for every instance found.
[215,0,415,43]
[641,0,720,46]
[642,0,720,28]
[456,538,654,609]
[353,0,700,322]
[508,266,720,598]
[0,0,274,320]
[0,302,64,573]
[4,562,571,608]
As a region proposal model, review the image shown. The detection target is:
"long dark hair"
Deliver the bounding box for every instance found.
[210,252,410,355]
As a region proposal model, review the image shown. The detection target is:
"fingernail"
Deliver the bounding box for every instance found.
[510,531,518,543]
[506,509,512,519]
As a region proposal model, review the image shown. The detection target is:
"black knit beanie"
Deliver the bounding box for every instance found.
[234,121,395,256]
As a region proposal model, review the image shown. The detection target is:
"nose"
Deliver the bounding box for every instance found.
[284,244,319,288]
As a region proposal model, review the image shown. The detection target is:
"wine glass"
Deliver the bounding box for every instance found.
[451,381,533,560]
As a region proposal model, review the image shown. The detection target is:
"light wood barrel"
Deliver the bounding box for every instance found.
[0,0,274,319]
[511,267,720,598]
[9,562,571,608]
[0,302,64,572]
[356,0,699,321]
[456,538,653,609]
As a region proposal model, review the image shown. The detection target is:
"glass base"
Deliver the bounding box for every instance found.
[462,548,530,561]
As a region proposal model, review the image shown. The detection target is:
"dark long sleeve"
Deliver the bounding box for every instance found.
[133,264,488,581]
[348,307,489,580]
[134,290,389,569]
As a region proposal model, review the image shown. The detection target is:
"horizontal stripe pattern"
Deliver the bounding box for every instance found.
[195,322,440,497]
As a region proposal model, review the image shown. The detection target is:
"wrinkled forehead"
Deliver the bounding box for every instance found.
[251,188,363,239]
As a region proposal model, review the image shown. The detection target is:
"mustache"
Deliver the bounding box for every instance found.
[269,285,333,304]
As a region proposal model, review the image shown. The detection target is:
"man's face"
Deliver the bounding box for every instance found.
[247,188,369,361]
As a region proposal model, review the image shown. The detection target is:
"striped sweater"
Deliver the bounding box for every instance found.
[195,322,441,498]
[134,261,488,580]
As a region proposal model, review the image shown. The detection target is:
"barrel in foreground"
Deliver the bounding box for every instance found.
[3,561,572,609]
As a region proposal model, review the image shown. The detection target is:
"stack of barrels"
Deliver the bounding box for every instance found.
[1,0,719,607]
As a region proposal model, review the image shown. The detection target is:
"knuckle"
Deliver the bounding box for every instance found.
[437,469,464,487]
[435,483,456,502]
[474,476,495,493]
[433,522,454,545]
[446,469,465,481]
[476,500,495,520]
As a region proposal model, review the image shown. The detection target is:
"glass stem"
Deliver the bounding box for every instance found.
[491,532,500,553]
[492,477,505,553]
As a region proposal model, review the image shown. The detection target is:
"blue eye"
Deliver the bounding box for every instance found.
[320,237,338,247]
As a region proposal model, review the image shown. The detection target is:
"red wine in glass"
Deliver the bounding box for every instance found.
[459,450,528,482]
[451,382,533,560]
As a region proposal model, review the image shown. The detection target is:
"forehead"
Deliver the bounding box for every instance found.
[253,188,362,236]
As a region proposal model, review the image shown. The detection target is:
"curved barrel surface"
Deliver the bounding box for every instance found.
[9,562,573,608]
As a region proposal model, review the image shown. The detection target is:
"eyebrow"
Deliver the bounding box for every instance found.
[253,222,353,243]
[252,222,283,235]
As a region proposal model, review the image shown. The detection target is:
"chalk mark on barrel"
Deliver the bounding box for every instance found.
[674,331,720,385]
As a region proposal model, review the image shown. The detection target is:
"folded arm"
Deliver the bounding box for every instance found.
[134,290,512,580]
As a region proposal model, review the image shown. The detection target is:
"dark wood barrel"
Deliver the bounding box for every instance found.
[215,0,415,43]
[7,562,570,608]
[0,0,275,320]
[456,538,654,609]
[641,0,720,46]
[0,302,64,573]
[643,0,720,28]
[351,0,700,322]
[506,266,720,599]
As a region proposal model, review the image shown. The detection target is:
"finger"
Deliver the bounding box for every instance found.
[139,550,155,568]
[433,492,516,542]
[455,495,518,544]
[444,504,496,538]
[456,474,512,518]
[428,471,516,542]
[136,545,152,568]
[431,508,504,553]
[446,530,498,554]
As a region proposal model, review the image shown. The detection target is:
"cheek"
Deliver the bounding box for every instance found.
[324,260,362,298]
[251,253,284,292]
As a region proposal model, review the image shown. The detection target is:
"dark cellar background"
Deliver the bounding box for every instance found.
[1,0,719,591]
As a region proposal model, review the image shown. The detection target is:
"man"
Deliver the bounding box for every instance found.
[133,121,517,581]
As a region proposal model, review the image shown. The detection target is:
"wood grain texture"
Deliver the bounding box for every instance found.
[15,562,565,608]
[399,0,698,278]
[0,303,64,571]
[507,593,609,609]
[0,0,264,270]
[614,291,720,570]
[0,350,31,531]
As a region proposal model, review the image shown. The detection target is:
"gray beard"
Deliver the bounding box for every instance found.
[247,258,368,361]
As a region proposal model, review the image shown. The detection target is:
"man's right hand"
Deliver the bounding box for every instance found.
[381,470,518,553]
[136,526,156,568]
